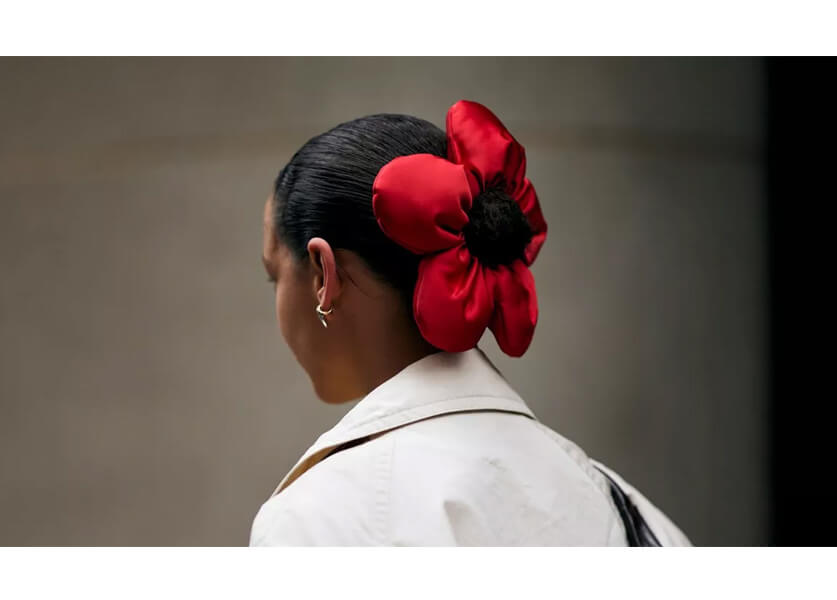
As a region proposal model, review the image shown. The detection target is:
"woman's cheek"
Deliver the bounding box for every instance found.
[275,284,291,342]
[275,281,305,354]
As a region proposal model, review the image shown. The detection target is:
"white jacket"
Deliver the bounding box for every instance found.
[250,348,692,546]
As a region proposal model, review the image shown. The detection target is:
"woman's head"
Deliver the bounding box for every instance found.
[262,113,447,403]
[262,102,545,404]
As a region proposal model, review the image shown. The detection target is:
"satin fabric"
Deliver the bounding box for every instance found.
[371,100,548,357]
[249,348,692,546]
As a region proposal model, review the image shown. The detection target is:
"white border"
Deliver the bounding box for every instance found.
[1,547,837,600]
[1,1,836,55]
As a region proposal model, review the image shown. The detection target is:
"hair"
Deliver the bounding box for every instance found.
[272,112,533,307]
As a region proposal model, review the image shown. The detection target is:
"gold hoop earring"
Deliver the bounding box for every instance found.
[315,303,334,328]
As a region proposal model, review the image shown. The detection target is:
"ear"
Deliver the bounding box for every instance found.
[306,237,342,310]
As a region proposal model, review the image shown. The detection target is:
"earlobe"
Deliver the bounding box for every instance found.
[306,237,341,310]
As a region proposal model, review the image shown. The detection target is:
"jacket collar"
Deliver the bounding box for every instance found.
[271,346,538,496]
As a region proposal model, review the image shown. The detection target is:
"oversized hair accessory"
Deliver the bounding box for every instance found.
[371,100,547,357]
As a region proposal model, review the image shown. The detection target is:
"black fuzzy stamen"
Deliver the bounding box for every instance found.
[462,186,533,269]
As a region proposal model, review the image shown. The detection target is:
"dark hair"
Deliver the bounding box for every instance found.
[272,112,533,305]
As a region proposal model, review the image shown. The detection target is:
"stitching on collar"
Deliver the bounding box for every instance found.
[339,393,534,434]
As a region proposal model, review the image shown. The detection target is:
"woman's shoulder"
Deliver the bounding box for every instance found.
[250,408,689,546]
[388,411,692,546]
[519,418,692,546]
[588,458,693,546]
[249,434,395,546]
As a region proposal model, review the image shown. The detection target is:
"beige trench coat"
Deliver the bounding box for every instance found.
[250,348,692,546]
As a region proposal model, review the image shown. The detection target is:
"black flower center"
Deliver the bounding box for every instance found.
[462,186,533,269]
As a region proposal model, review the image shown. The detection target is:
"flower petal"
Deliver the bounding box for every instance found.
[515,177,548,265]
[413,244,494,352]
[487,260,538,357]
[446,100,527,195]
[372,153,475,254]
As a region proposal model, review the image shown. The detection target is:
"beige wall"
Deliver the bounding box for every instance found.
[0,57,766,545]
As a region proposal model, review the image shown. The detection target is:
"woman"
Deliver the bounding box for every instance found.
[251,100,691,546]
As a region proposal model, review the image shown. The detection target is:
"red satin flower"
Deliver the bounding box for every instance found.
[371,100,547,357]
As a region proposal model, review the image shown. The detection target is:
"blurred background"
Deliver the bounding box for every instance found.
[0,57,770,545]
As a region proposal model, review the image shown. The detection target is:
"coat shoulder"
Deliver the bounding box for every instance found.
[250,410,685,546]
[378,411,627,545]
[249,434,396,546]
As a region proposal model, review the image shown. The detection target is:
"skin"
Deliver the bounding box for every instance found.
[261,196,438,404]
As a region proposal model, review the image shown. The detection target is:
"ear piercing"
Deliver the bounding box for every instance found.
[315,303,334,328]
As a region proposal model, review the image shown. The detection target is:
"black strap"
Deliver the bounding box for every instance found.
[323,436,372,460]
[594,465,662,547]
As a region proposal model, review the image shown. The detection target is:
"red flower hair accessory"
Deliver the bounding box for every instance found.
[371,100,547,357]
